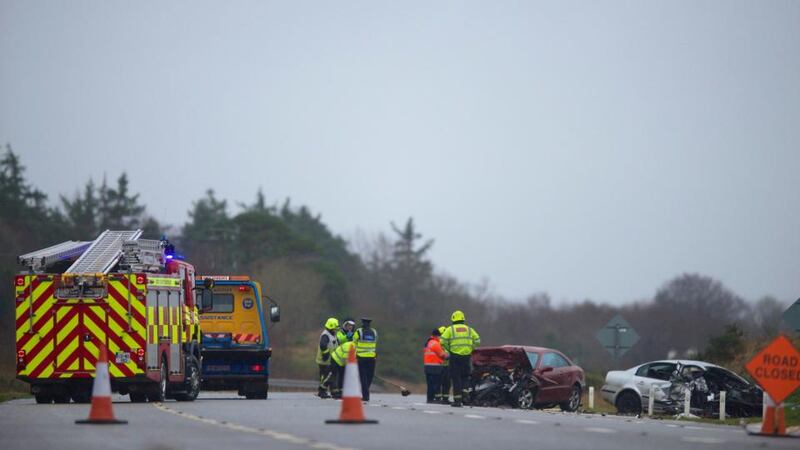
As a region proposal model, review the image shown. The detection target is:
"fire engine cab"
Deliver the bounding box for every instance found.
[16,230,204,403]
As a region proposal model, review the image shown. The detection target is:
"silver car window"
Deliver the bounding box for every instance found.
[637,362,676,380]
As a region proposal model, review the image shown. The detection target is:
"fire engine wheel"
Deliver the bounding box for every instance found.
[71,388,91,404]
[53,393,71,404]
[174,357,200,402]
[129,392,147,403]
[560,384,582,412]
[149,356,168,403]
[34,393,53,404]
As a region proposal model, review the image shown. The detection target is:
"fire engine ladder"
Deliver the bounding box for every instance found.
[65,229,143,274]
[119,239,166,273]
[18,240,93,272]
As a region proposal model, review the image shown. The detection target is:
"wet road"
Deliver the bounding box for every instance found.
[0,392,794,450]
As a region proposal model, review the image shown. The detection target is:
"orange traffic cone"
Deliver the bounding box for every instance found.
[325,345,378,424]
[76,343,127,425]
[760,394,786,436]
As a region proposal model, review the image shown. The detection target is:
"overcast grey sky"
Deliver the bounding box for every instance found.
[2,1,799,304]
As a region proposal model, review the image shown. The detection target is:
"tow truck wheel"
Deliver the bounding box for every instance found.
[244,382,269,400]
[174,356,200,402]
[130,392,147,403]
[34,393,53,404]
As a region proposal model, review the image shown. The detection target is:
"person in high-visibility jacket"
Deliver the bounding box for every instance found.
[423,328,449,403]
[336,318,356,344]
[436,325,452,404]
[329,340,355,399]
[353,317,377,401]
[440,310,480,407]
[316,317,340,398]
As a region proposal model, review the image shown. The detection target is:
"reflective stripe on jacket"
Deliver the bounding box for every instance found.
[423,336,447,366]
[331,341,355,366]
[441,323,480,356]
[315,329,338,365]
[354,327,377,358]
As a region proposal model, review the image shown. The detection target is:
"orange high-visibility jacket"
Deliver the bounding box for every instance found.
[423,336,448,366]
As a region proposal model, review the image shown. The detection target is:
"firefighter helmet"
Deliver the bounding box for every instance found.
[325,317,339,330]
[451,310,465,322]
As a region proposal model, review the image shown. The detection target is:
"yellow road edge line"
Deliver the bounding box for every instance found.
[151,402,359,450]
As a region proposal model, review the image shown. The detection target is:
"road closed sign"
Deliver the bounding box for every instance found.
[745,335,800,404]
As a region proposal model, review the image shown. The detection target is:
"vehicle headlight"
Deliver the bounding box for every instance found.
[654,383,671,401]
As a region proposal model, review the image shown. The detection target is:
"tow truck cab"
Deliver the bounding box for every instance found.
[196,276,279,399]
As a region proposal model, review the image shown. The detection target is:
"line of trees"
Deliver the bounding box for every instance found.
[0,146,791,382]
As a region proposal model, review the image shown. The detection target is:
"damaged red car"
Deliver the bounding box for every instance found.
[468,345,585,411]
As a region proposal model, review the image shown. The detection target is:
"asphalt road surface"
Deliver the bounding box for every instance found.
[1,392,795,450]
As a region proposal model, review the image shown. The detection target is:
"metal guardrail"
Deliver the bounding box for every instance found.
[269,378,385,392]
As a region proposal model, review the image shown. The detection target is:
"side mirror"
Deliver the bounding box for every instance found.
[200,289,214,313]
[203,278,215,289]
[269,305,281,323]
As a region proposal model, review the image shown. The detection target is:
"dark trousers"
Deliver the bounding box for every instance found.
[357,357,376,401]
[425,366,443,402]
[449,354,471,403]
[318,364,332,395]
[329,364,344,397]
[438,365,451,401]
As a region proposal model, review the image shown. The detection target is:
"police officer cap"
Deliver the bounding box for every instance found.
[361,317,372,323]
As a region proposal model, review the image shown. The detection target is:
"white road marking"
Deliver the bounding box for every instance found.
[153,403,356,450]
[464,414,486,419]
[391,406,406,410]
[584,427,616,434]
[515,419,539,425]
[681,437,725,444]
[422,410,441,414]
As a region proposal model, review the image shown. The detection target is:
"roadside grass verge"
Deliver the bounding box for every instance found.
[580,382,800,428]
[0,376,29,403]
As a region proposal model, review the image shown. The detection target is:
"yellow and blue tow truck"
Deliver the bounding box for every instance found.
[196,275,280,399]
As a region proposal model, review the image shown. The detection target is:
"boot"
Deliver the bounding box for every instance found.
[317,389,330,399]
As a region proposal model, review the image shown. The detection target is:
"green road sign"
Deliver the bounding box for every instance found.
[596,314,639,359]
[782,298,800,332]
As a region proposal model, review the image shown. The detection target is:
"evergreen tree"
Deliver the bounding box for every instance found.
[388,217,434,311]
[98,173,145,229]
[182,190,234,271]
[60,179,99,238]
[0,144,48,219]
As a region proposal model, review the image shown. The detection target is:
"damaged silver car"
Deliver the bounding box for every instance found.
[601,360,762,418]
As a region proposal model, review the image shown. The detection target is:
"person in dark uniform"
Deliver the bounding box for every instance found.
[353,317,378,401]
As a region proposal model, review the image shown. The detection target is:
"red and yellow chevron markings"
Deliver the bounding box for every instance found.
[233,333,261,344]
[16,274,148,380]
[16,275,57,379]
